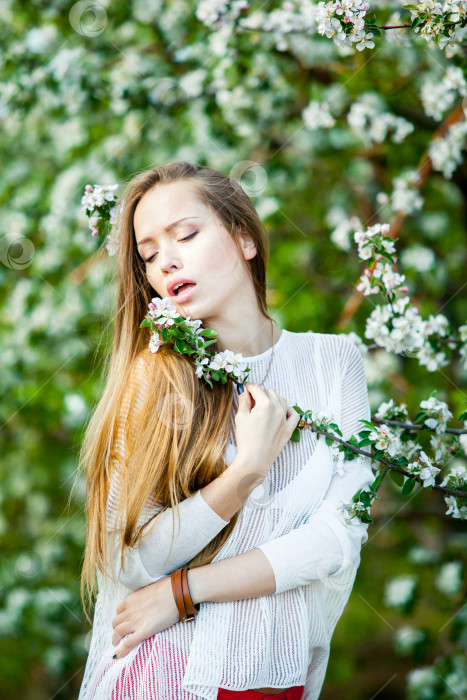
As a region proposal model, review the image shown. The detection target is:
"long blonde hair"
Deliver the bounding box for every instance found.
[78,161,275,623]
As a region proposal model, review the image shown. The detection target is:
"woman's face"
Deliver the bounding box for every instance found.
[133,180,257,323]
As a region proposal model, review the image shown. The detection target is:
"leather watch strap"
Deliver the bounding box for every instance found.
[181,567,200,620]
[171,568,188,621]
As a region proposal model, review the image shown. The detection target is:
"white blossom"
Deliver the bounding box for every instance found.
[406,666,438,693]
[400,245,435,272]
[435,561,463,596]
[368,424,399,456]
[196,0,249,27]
[347,93,414,145]
[420,65,467,121]
[384,574,417,608]
[419,396,453,433]
[382,170,424,215]
[394,626,425,654]
[302,100,336,130]
[428,119,467,179]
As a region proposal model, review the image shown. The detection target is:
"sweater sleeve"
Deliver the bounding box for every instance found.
[107,353,231,590]
[257,338,374,595]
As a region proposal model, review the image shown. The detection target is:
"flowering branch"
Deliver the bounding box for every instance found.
[196,1,467,54]
[140,296,251,389]
[81,183,122,256]
[371,417,467,435]
[352,221,467,372]
[292,403,467,524]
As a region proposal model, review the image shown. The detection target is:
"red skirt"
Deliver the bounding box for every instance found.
[217,686,305,699]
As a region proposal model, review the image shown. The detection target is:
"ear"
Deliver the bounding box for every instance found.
[238,231,257,261]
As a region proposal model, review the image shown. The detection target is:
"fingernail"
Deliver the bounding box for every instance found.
[236,383,244,394]
[112,654,117,659]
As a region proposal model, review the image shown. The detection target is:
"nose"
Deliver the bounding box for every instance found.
[158,245,182,276]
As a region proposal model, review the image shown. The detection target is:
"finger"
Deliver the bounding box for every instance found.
[244,383,268,405]
[286,407,301,428]
[112,611,129,629]
[237,385,252,412]
[113,632,141,660]
[112,621,135,647]
[264,388,288,414]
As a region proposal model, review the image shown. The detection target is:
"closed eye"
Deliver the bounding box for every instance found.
[144,230,199,264]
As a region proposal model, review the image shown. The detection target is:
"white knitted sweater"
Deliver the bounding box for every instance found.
[78,329,374,700]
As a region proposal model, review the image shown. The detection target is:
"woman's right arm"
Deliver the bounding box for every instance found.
[111,450,265,590]
[111,374,299,590]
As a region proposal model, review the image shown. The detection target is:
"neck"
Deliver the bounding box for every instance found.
[202,311,279,358]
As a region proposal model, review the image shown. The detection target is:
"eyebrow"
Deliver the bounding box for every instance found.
[136,217,199,248]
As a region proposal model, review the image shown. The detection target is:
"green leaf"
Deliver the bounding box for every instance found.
[352,488,363,503]
[199,329,218,338]
[174,338,186,353]
[358,438,374,447]
[358,419,376,429]
[325,436,334,446]
[162,328,168,342]
[359,491,372,506]
[360,512,373,524]
[389,469,405,487]
[140,318,151,327]
[413,411,426,423]
[371,474,383,490]
[290,427,301,442]
[402,477,416,495]
[458,409,467,421]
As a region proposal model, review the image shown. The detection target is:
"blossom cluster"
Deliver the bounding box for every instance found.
[402,0,467,51]
[459,324,467,367]
[368,423,400,456]
[302,100,336,130]
[420,65,467,121]
[374,397,409,422]
[351,224,461,372]
[337,496,374,524]
[418,395,453,434]
[259,1,316,51]
[406,450,441,487]
[196,0,249,28]
[376,169,424,216]
[327,208,363,251]
[354,222,408,298]
[195,0,467,56]
[315,0,377,51]
[80,184,121,256]
[347,95,414,144]
[141,296,250,387]
[428,118,467,179]
[365,296,454,370]
[441,465,467,518]
[384,574,417,609]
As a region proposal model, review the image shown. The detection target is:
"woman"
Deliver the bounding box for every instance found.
[77,161,374,700]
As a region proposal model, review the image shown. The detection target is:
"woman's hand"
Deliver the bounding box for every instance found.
[111,575,180,659]
[234,383,300,477]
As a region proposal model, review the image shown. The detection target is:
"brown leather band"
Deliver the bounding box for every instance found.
[171,568,187,621]
[181,567,200,620]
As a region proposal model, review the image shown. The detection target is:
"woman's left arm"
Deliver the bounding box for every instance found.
[112,338,374,656]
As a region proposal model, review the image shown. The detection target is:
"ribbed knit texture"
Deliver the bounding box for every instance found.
[78,329,374,700]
